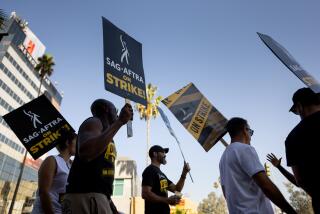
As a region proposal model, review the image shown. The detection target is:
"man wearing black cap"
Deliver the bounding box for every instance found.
[142,145,190,214]
[286,87,320,213]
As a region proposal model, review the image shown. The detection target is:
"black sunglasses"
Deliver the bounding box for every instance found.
[246,127,254,136]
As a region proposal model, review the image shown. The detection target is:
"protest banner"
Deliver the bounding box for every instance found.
[3,95,74,159]
[102,17,147,105]
[258,32,320,93]
[162,83,228,152]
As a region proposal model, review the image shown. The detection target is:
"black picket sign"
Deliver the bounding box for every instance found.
[3,95,75,159]
[102,17,147,106]
[258,32,320,93]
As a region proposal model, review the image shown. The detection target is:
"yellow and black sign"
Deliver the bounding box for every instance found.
[3,95,75,159]
[162,83,227,152]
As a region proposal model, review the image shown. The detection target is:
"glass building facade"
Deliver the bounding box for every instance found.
[0,12,62,213]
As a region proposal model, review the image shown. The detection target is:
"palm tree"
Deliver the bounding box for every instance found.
[135,83,162,166]
[0,9,7,30]
[0,9,8,43]
[35,54,55,95]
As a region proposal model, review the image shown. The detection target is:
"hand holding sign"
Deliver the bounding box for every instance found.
[182,162,191,177]
[102,17,147,138]
[118,103,133,125]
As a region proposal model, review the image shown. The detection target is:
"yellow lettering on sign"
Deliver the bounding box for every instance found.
[29,124,70,155]
[187,97,212,140]
[106,73,146,99]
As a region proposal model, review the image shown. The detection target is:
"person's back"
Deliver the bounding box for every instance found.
[32,129,76,214]
[33,155,71,214]
[286,111,320,211]
[220,142,273,213]
[286,87,320,213]
[220,117,296,214]
[66,117,116,197]
[62,100,133,214]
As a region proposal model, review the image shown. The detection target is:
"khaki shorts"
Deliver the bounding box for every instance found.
[62,193,113,214]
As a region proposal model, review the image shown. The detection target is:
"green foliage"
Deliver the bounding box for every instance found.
[0,9,8,30]
[35,54,55,79]
[198,192,227,214]
[35,54,55,95]
[285,182,313,214]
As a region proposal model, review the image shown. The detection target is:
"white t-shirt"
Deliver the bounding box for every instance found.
[219,142,274,214]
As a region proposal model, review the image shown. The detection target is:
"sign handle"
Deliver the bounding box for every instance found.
[125,99,133,138]
[174,136,194,183]
[220,138,229,147]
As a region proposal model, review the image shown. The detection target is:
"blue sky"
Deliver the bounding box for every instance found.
[3,0,320,204]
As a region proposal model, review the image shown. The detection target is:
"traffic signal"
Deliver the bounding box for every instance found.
[264,163,271,176]
[213,182,219,189]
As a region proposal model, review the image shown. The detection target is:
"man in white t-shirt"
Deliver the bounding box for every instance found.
[219,117,296,214]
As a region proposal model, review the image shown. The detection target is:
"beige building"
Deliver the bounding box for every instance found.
[0,12,62,213]
[112,157,145,214]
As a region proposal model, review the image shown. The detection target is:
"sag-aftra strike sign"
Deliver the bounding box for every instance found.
[258,32,320,93]
[162,83,228,152]
[102,17,147,106]
[3,95,74,159]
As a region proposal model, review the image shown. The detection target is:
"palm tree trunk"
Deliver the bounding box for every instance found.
[37,77,44,96]
[146,118,150,166]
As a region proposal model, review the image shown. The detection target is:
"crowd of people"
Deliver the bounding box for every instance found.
[31,87,320,214]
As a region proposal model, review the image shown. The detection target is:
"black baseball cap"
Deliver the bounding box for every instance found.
[149,145,169,158]
[289,87,320,113]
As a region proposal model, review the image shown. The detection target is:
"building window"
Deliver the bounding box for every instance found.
[4,52,40,93]
[0,63,35,100]
[0,152,38,182]
[0,97,14,112]
[113,179,124,196]
[0,133,25,154]
[0,117,10,128]
[0,79,25,105]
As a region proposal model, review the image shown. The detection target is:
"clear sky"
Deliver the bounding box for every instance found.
[3,0,320,204]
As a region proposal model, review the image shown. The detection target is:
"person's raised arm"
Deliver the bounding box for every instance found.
[167,162,190,193]
[79,103,132,161]
[253,171,296,214]
[267,153,298,186]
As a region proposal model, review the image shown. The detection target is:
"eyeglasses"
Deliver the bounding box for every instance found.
[246,128,254,136]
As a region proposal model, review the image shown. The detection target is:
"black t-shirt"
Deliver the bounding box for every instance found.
[285,111,320,194]
[142,165,173,214]
[66,118,117,197]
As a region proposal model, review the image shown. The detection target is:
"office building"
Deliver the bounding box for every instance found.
[0,12,62,213]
